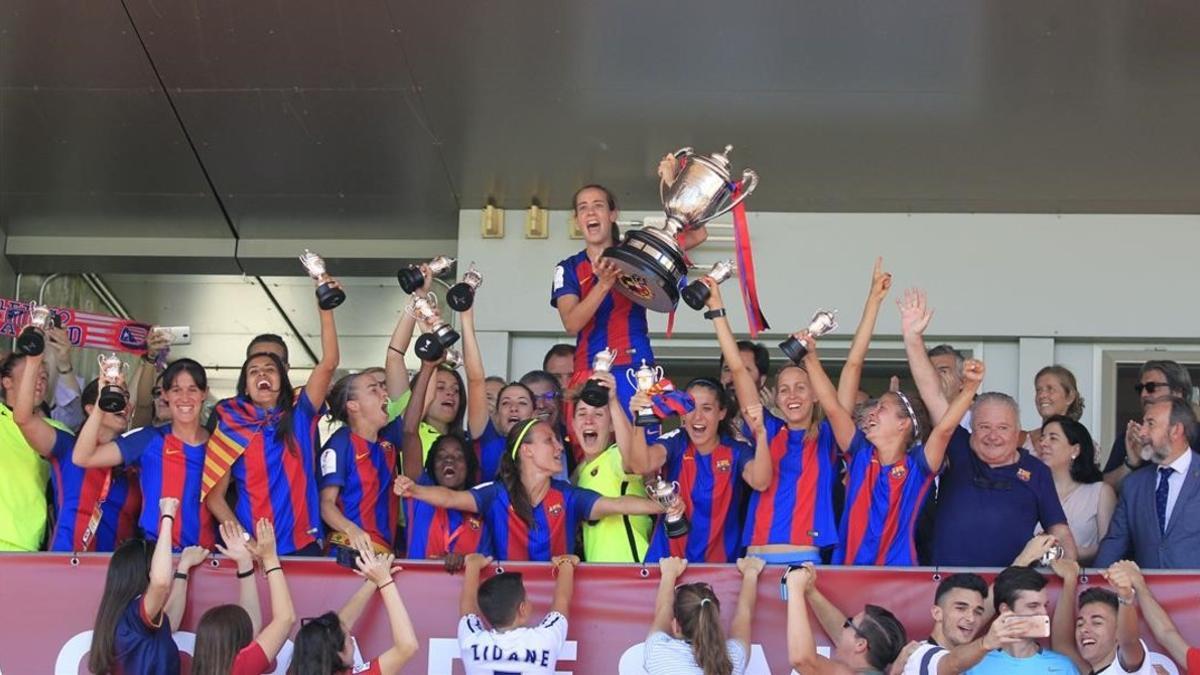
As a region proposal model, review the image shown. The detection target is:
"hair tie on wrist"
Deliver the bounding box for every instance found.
[264,566,282,576]
[377,579,395,591]
[236,568,255,579]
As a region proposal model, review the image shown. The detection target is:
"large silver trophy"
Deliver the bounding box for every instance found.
[601,145,758,313]
[645,475,689,539]
[779,310,839,364]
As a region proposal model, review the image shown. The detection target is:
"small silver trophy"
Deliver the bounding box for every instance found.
[446,263,484,312]
[299,249,346,310]
[680,260,736,311]
[16,302,57,356]
[1039,544,1064,567]
[779,309,839,364]
[97,353,130,413]
[406,294,461,362]
[626,359,665,427]
[397,255,456,294]
[579,348,618,408]
[645,475,689,538]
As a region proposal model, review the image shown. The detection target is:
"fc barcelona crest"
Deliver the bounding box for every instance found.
[715,458,732,473]
[890,465,907,480]
[1016,468,1031,482]
[467,517,481,531]
[548,503,564,517]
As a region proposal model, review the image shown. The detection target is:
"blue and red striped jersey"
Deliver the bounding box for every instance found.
[474,419,506,484]
[742,414,840,550]
[406,473,488,559]
[318,420,402,549]
[226,390,324,554]
[117,425,215,550]
[469,479,600,561]
[551,249,653,372]
[644,429,752,563]
[48,428,139,552]
[834,431,938,566]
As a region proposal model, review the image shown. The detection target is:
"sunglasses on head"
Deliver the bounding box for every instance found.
[1135,382,1174,395]
[844,617,872,642]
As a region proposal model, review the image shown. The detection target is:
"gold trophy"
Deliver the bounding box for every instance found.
[779,310,839,364]
[97,353,130,413]
[397,255,455,294]
[299,249,345,310]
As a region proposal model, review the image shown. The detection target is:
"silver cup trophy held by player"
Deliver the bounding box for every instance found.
[779,309,839,364]
[97,353,130,413]
[16,302,59,356]
[645,475,689,539]
[627,359,665,427]
[407,294,461,362]
[579,348,618,408]
[299,249,346,310]
[601,145,758,313]
[446,263,484,312]
[680,259,735,311]
[397,255,455,294]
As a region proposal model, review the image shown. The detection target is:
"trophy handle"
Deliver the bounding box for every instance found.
[653,365,665,380]
[699,168,759,225]
[625,368,639,389]
[658,147,695,206]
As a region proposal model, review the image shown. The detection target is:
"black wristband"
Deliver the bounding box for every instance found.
[703,308,727,320]
[264,566,282,577]
[236,568,255,579]
[160,514,175,523]
[174,572,188,581]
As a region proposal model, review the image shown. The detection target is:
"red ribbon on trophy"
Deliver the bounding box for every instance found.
[731,187,769,337]
[0,298,152,355]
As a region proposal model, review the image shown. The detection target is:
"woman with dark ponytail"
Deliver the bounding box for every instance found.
[643,556,765,675]
[396,418,668,560]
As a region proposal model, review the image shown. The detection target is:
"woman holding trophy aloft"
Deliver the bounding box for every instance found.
[551,158,708,419]
[395,417,670,561]
[202,253,343,556]
[626,344,774,563]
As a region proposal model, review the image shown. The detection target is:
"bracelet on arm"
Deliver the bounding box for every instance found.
[264,566,283,577]
[377,579,395,591]
[236,568,255,579]
[160,514,175,523]
[173,572,188,581]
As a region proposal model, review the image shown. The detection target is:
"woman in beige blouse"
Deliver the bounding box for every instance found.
[1033,415,1115,565]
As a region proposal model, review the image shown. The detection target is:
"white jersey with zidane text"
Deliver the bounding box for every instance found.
[458,611,568,675]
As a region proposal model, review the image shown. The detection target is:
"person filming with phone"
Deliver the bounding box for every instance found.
[967,566,1080,674]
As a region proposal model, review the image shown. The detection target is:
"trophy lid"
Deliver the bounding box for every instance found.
[687,145,735,180]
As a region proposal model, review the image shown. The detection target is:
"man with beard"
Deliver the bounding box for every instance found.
[1095,397,1200,568]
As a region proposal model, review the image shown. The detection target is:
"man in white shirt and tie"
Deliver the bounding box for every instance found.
[1096,398,1200,569]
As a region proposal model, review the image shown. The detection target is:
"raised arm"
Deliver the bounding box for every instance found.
[838,258,891,412]
[303,300,341,409]
[1125,562,1192,666]
[394,475,479,512]
[145,498,181,627]
[1049,559,1090,675]
[802,565,850,641]
[549,555,580,617]
[800,336,858,451]
[704,278,760,423]
[216,521,262,635]
[649,557,687,636]
[623,412,668,476]
[12,352,58,457]
[337,580,379,629]
[740,404,774,491]
[898,288,948,423]
[729,557,765,655]
[1105,561,1147,672]
[786,566,847,675]
[401,360,437,480]
[166,545,211,631]
[72,369,126,468]
[385,287,425,401]
[246,519,296,661]
[923,359,985,471]
[462,307,490,438]
[356,549,419,675]
[555,259,619,336]
[459,553,492,617]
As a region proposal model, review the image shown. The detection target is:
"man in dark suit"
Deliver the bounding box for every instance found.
[1096,398,1200,568]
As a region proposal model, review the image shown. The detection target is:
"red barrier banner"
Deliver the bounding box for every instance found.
[2,554,1198,674]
